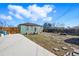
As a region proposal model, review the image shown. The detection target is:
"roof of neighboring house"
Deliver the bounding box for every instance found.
[19,23,42,27]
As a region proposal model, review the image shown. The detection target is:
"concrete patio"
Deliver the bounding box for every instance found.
[0,34,56,56]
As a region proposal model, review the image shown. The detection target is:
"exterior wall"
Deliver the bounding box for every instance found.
[20,25,43,34]
[35,26,43,33]
[20,25,27,34]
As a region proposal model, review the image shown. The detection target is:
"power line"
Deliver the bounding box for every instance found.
[55,6,72,21]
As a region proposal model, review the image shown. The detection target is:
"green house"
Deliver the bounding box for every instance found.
[18,23,43,34]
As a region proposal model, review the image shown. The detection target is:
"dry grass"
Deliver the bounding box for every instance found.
[25,33,77,56]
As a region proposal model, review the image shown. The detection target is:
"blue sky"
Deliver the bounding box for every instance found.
[0,3,79,27]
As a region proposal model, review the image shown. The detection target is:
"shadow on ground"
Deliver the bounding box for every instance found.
[64,38,79,45]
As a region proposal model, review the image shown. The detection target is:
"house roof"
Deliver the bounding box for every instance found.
[19,23,42,27]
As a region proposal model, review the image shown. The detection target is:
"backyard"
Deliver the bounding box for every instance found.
[25,32,79,56]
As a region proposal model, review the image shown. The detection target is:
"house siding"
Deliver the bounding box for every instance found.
[19,25,43,34]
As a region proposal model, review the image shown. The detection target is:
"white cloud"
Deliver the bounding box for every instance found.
[15,14,24,19]
[9,11,24,19]
[8,5,30,18]
[0,14,12,20]
[43,17,52,22]
[8,4,55,21]
[7,16,12,20]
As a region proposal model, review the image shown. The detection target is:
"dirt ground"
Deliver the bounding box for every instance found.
[41,32,79,48]
[26,32,79,56]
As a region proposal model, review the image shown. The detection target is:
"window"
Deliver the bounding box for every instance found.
[27,26,29,30]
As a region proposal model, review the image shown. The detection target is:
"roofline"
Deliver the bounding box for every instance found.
[18,23,43,27]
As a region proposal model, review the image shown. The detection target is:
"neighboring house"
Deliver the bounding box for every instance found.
[18,23,43,34]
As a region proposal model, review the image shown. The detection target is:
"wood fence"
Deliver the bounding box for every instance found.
[0,27,20,34]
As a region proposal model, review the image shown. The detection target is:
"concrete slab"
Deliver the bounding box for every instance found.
[0,34,56,56]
